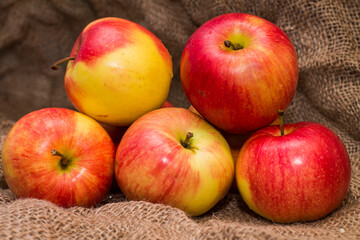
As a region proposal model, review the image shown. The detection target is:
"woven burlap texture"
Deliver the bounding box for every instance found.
[0,0,359,239]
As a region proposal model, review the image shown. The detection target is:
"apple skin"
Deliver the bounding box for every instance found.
[181,13,298,134]
[236,122,351,223]
[64,17,173,126]
[1,108,115,207]
[161,100,175,108]
[115,107,234,216]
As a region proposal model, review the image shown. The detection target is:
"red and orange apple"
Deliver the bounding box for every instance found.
[115,107,234,216]
[1,108,115,207]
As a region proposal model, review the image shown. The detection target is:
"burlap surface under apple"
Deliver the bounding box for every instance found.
[0,0,359,239]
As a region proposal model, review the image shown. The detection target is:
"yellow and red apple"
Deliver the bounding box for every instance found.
[236,121,351,223]
[57,17,173,126]
[1,108,115,207]
[181,13,298,134]
[114,107,234,216]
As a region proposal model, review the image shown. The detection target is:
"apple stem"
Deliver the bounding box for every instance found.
[182,132,194,148]
[224,40,243,50]
[51,149,68,167]
[51,56,75,70]
[278,110,285,136]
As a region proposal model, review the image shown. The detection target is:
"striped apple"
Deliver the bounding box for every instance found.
[1,108,115,207]
[236,120,351,223]
[115,107,234,216]
[181,13,298,134]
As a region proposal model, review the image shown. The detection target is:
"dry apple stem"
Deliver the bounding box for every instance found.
[51,149,68,167]
[51,56,75,70]
[182,132,194,148]
[224,40,243,50]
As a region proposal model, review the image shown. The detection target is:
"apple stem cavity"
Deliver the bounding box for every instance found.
[278,110,285,136]
[51,56,76,70]
[224,40,243,50]
[51,149,69,167]
[181,132,194,149]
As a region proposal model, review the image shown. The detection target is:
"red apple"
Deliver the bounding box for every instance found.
[115,107,234,216]
[52,17,173,126]
[1,108,115,207]
[181,13,298,134]
[161,100,174,108]
[236,121,351,223]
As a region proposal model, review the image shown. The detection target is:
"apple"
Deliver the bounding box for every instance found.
[1,108,115,207]
[181,13,298,134]
[114,107,234,216]
[52,17,173,126]
[161,100,175,108]
[236,117,351,223]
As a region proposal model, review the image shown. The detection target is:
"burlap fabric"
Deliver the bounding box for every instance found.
[0,0,359,239]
